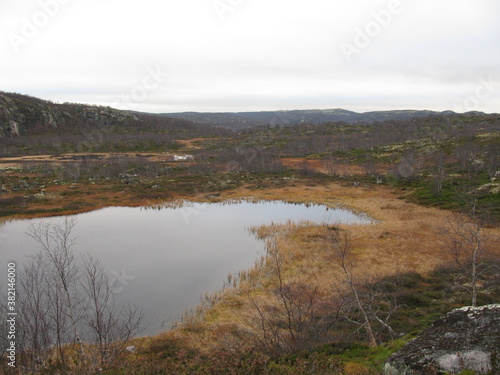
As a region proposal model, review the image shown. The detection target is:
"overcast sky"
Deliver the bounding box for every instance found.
[1,0,500,113]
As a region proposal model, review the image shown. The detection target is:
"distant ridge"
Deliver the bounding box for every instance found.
[0,91,220,137]
[0,91,490,136]
[162,109,464,130]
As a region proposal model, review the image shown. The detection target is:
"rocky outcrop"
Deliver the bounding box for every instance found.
[0,93,66,137]
[0,92,139,137]
[384,304,500,374]
[79,107,138,125]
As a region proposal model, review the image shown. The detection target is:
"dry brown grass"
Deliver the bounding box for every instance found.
[212,181,456,274]
[176,137,224,151]
[281,158,390,176]
[167,182,500,352]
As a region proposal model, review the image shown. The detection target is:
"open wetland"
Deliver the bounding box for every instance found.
[1,199,371,335]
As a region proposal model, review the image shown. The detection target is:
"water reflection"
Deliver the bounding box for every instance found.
[0,200,370,335]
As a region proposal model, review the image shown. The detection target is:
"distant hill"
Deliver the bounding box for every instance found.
[1,91,487,137]
[0,91,221,138]
[162,109,462,130]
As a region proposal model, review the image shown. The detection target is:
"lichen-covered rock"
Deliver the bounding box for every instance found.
[384,304,500,374]
[476,183,500,195]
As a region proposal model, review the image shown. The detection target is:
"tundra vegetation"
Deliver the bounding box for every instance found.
[0,93,499,374]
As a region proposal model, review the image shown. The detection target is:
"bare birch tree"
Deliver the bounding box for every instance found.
[17,253,52,371]
[440,204,497,307]
[14,218,143,373]
[81,255,142,368]
[28,218,86,366]
[247,234,333,354]
[323,226,378,347]
[432,151,447,196]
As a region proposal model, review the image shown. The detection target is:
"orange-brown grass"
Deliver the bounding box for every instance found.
[176,137,226,151]
[281,158,390,175]
[161,182,500,354]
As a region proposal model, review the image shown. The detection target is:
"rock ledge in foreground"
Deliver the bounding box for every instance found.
[384,304,500,374]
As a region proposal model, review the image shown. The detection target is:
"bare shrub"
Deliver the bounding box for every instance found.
[246,234,336,355]
[14,219,143,373]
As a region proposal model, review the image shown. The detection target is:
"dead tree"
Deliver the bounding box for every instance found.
[431,151,447,196]
[21,218,143,373]
[17,253,52,371]
[324,226,378,347]
[247,234,332,354]
[81,255,142,368]
[28,218,86,366]
[440,203,497,307]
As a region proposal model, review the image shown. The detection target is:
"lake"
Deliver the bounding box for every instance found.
[0,200,370,335]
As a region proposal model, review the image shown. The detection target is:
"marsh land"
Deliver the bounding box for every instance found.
[1,92,499,374]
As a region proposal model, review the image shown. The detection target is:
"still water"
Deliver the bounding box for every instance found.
[0,200,370,335]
